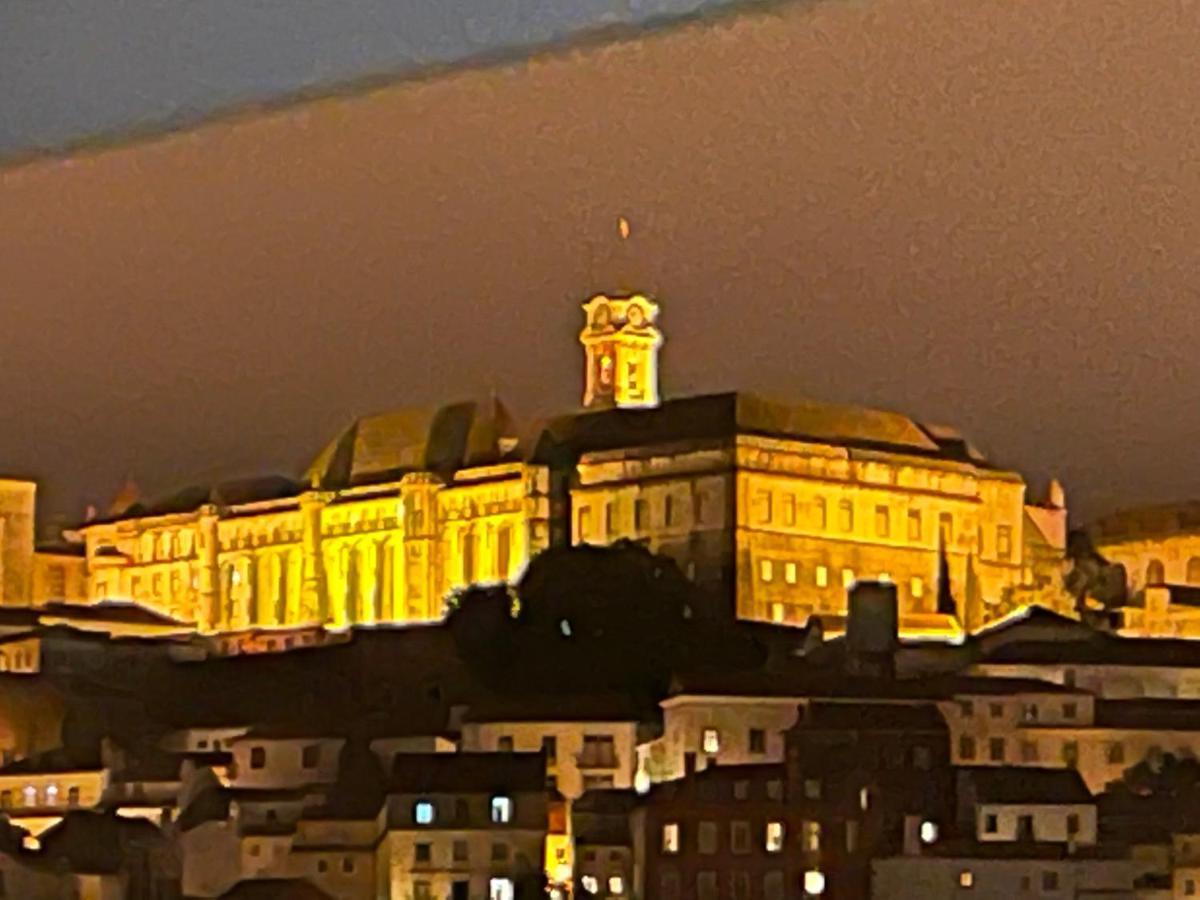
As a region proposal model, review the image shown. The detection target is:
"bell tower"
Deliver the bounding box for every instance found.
[580,294,663,410]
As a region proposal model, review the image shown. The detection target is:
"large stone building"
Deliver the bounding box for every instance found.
[30,292,1070,636]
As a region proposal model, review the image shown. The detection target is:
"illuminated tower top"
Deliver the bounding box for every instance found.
[580,294,663,410]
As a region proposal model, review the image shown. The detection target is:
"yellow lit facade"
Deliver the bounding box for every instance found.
[39,291,1071,636]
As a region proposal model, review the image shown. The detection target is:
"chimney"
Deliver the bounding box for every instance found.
[845,581,899,678]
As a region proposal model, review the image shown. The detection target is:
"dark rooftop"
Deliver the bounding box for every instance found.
[982,636,1200,668]
[218,880,334,900]
[388,752,547,794]
[794,700,949,732]
[961,767,1093,805]
[1093,699,1200,731]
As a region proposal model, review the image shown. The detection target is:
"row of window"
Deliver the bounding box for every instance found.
[578,875,626,896]
[660,820,793,855]
[981,812,1080,836]
[758,560,926,597]
[659,869,791,900]
[957,700,1080,721]
[959,736,1082,766]
[413,797,514,826]
[0,783,82,808]
[958,869,1063,891]
[409,879,516,900]
[494,734,618,768]
[413,840,512,864]
[700,728,768,757]
[247,744,321,770]
[577,492,713,542]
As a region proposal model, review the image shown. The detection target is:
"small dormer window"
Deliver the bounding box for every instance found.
[414,801,436,825]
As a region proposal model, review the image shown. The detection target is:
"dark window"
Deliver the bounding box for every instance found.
[542,735,557,765]
[1067,814,1079,836]
[1042,870,1060,891]
[804,779,821,799]
[491,842,509,861]
[733,780,749,801]
[698,821,718,854]
[1062,702,1077,720]
[415,843,431,864]
[989,702,1003,718]
[959,700,974,717]
[317,859,328,873]
[453,840,468,862]
[302,744,320,768]
[454,799,469,823]
[959,736,976,760]
[497,736,514,753]
[1017,815,1034,841]
[342,857,355,873]
[984,814,998,834]
[250,746,266,769]
[730,870,751,900]
[697,872,717,900]
[749,729,766,754]
[730,821,751,854]
[989,738,1005,762]
[660,871,681,900]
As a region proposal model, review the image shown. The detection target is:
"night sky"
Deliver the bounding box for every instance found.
[2,0,1199,531]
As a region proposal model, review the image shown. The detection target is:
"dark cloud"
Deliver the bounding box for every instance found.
[2,0,1199,528]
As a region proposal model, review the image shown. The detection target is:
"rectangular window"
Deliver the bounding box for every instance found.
[770,602,784,623]
[661,872,681,900]
[1062,741,1079,767]
[250,746,266,769]
[414,801,435,825]
[661,823,680,854]
[959,736,976,761]
[815,565,829,588]
[815,497,828,530]
[490,796,513,824]
[759,560,774,583]
[730,821,751,854]
[414,843,431,864]
[694,491,708,526]
[581,734,617,768]
[839,500,854,532]
[665,495,678,528]
[1066,813,1079,836]
[766,780,783,801]
[453,840,468,862]
[414,883,432,900]
[939,513,953,546]
[997,525,1013,561]
[749,728,766,754]
[1062,702,1077,720]
[497,525,512,578]
[765,822,784,853]
[698,821,718,855]
[635,499,650,532]
[875,505,890,538]
[301,744,320,768]
[841,568,855,589]
[984,813,998,834]
[702,728,720,755]
[754,490,772,525]
[803,821,821,851]
[784,562,798,584]
[783,494,797,526]
[907,509,922,542]
[989,738,1005,762]
[605,502,616,537]
[489,878,515,900]
[542,735,557,765]
[911,576,924,602]
[697,872,717,900]
[763,872,784,900]
[498,736,514,753]
[577,507,593,541]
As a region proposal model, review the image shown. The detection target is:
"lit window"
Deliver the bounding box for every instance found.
[766,822,784,853]
[22,785,36,807]
[997,525,1013,561]
[662,823,680,854]
[250,746,266,769]
[489,878,515,900]
[608,877,625,896]
[920,821,938,844]
[785,562,798,584]
[581,876,599,895]
[841,568,855,589]
[877,572,891,584]
[770,603,785,623]
[959,870,974,888]
[490,796,513,824]
[911,577,924,600]
[45,784,58,805]
[803,821,821,851]
[803,870,826,896]
[702,728,720,755]
[815,566,829,588]
[414,801,435,825]
[760,560,774,583]
[859,787,870,810]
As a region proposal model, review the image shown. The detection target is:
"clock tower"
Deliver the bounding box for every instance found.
[580,294,663,410]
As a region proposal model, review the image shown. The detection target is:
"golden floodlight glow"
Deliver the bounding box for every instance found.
[618,216,631,240]
[803,870,826,896]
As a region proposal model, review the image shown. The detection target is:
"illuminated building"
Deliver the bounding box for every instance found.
[38,291,1072,636]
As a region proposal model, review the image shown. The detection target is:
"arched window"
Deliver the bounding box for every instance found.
[1187,558,1200,585]
[462,530,477,586]
[141,533,155,562]
[1147,559,1166,585]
